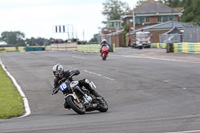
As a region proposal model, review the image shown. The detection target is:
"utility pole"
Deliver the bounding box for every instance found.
[132,8,135,32]
[170,0,173,28]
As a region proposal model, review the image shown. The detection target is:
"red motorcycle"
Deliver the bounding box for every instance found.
[100,45,109,60]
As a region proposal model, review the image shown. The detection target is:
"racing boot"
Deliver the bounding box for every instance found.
[84,79,103,102]
[90,89,104,103]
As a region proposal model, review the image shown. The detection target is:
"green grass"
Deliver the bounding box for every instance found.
[0,65,24,119]
[6,50,20,52]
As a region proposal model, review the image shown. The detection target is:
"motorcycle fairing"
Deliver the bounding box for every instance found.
[59,82,68,92]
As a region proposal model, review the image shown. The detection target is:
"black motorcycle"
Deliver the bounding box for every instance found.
[52,74,108,114]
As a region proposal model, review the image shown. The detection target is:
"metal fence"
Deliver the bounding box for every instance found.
[97,34,112,45]
[183,24,200,43]
[159,34,183,43]
[160,24,200,43]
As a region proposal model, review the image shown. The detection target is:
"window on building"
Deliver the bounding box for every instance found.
[169,15,175,21]
[145,17,150,23]
[135,16,150,24]
[157,15,175,23]
[108,22,114,28]
[115,22,120,28]
[126,18,130,25]
[178,16,181,22]
[158,16,162,23]
[163,16,168,22]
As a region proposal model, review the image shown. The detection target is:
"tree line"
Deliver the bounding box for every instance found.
[0,31,52,47]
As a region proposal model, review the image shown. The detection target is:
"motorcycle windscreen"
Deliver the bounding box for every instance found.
[59,82,68,92]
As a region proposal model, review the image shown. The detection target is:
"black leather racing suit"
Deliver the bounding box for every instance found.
[52,70,101,97]
[52,70,101,109]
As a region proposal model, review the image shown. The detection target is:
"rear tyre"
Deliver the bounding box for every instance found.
[66,96,86,114]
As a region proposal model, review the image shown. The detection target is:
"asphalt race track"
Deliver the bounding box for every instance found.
[1,48,200,133]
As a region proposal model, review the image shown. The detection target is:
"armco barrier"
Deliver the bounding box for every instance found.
[160,43,167,48]
[151,43,167,48]
[45,46,51,51]
[150,43,159,48]
[173,43,200,53]
[167,43,200,53]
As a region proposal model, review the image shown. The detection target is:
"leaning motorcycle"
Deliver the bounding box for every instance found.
[53,74,108,114]
[100,45,109,60]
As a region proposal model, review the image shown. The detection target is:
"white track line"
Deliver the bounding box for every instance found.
[121,55,200,64]
[84,70,114,81]
[0,60,31,118]
[164,130,200,133]
[72,56,86,59]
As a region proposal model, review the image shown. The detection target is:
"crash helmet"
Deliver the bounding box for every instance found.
[52,64,64,78]
[102,39,107,44]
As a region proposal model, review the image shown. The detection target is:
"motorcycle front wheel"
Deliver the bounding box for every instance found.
[98,98,108,112]
[66,96,86,114]
[102,53,107,60]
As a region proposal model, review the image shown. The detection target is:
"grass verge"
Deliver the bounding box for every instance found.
[0,65,24,119]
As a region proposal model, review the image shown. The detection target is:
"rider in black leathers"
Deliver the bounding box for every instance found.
[52,64,102,109]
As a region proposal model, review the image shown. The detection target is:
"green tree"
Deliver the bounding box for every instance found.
[102,0,130,20]
[182,0,194,23]
[0,31,25,46]
[25,37,51,46]
[122,24,129,47]
[135,0,146,7]
[89,34,98,43]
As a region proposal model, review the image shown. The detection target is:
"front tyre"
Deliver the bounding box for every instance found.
[66,96,86,114]
[102,53,107,60]
[98,98,108,112]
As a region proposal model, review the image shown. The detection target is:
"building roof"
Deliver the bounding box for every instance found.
[164,27,183,34]
[126,21,186,35]
[126,0,183,15]
[106,21,186,36]
[136,21,185,31]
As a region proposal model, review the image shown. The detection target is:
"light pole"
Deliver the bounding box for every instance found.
[167,0,173,28]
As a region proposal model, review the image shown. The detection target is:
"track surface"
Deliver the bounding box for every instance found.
[1,48,200,133]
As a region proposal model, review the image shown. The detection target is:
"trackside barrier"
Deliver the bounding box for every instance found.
[167,43,200,53]
[77,45,99,52]
[45,46,51,51]
[25,46,45,52]
[50,43,77,51]
[151,43,167,48]
[77,44,115,53]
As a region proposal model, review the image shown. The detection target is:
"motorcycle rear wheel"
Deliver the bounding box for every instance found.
[66,96,86,114]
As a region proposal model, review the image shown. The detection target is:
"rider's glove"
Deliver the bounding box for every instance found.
[58,78,66,84]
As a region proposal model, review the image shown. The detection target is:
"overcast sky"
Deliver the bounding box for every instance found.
[0,0,139,41]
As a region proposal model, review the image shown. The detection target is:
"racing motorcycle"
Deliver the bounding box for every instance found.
[100,45,109,60]
[52,74,108,114]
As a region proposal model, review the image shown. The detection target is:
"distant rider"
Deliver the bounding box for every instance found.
[52,64,102,109]
[100,39,109,53]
